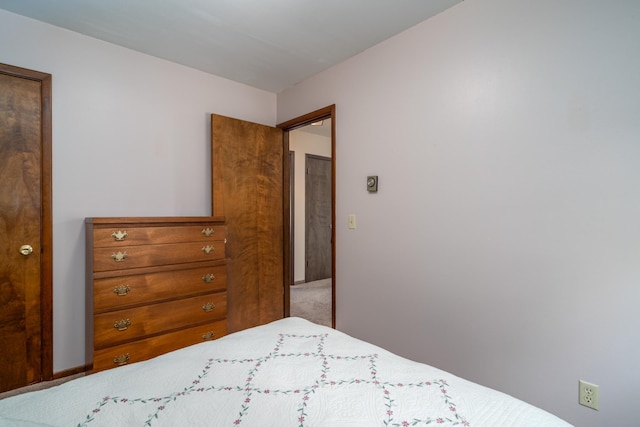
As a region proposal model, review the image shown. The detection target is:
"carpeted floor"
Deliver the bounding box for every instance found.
[290,278,332,327]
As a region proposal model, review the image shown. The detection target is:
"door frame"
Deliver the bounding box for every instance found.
[278,105,336,328]
[0,63,53,382]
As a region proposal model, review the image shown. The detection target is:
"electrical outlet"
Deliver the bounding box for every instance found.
[579,380,599,410]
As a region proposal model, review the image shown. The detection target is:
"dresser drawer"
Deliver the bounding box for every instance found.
[92,225,226,247]
[92,241,226,272]
[94,292,227,349]
[92,320,227,372]
[94,263,227,312]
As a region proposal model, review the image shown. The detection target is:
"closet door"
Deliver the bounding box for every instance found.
[305,155,332,282]
[0,63,53,392]
[211,115,284,332]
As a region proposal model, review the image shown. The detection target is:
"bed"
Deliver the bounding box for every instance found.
[0,317,572,426]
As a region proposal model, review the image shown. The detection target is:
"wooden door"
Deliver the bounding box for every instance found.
[305,155,332,282]
[211,114,284,332]
[0,63,53,392]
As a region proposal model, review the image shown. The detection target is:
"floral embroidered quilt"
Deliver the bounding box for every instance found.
[0,317,572,427]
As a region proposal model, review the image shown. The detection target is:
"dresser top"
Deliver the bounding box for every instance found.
[85,216,225,225]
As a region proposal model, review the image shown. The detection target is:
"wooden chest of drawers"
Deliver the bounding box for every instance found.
[86,217,227,372]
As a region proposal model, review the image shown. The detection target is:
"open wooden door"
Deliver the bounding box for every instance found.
[211,115,285,332]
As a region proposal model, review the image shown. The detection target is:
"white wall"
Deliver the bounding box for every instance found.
[0,9,276,373]
[278,0,640,425]
[289,129,332,283]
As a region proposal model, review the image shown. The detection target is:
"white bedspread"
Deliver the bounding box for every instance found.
[0,317,572,426]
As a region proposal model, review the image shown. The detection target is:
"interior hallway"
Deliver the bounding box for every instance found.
[290,278,332,327]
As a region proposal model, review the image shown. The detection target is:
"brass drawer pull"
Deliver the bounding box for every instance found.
[111,230,128,241]
[202,302,216,312]
[111,251,128,262]
[202,245,215,254]
[202,228,215,237]
[113,285,131,296]
[114,319,131,331]
[202,274,216,283]
[202,331,215,341]
[113,353,130,366]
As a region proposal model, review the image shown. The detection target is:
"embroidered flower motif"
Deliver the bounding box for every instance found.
[79,331,468,427]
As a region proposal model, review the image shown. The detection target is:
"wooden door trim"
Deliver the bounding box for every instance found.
[278,105,336,328]
[0,63,53,381]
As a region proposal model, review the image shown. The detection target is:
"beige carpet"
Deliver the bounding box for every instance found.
[290,278,332,327]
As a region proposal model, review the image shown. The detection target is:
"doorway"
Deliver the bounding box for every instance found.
[212,108,335,331]
[0,63,53,392]
[278,106,335,328]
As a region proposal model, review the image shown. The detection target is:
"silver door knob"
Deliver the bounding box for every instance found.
[19,245,33,256]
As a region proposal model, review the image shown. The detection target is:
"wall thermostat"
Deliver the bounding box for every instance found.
[366,175,378,192]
